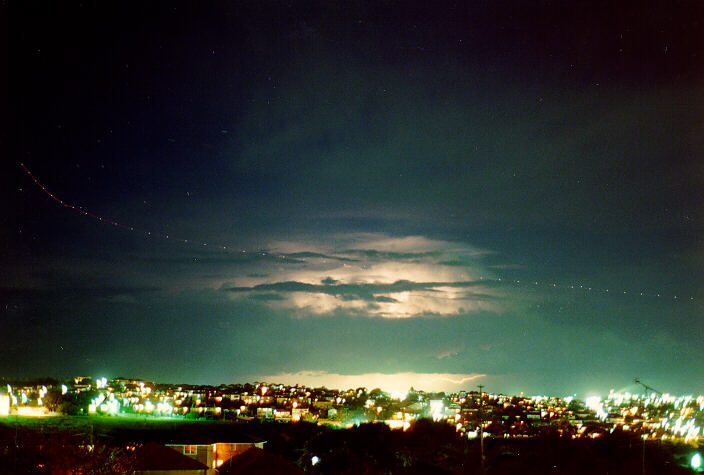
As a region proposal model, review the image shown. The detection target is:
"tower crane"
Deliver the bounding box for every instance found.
[634,378,661,396]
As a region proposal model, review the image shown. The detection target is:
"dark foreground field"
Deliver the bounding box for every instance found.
[0,416,701,473]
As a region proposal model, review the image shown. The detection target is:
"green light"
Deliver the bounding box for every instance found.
[692,452,702,470]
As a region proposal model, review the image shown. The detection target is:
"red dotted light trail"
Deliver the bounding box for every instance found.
[20,162,243,252]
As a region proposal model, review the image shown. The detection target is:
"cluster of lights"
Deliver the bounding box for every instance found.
[5,372,704,451]
[5,385,49,414]
[601,390,703,441]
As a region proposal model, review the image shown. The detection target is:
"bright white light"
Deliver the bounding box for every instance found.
[259,370,484,393]
[585,396,601,411]
[430,400,444,421]
[390,391,407,401]
[311,456,320,466]
[584,395,607,420]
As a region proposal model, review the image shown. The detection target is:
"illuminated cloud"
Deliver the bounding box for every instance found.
[223,233,501,318]
[258,370,486,393]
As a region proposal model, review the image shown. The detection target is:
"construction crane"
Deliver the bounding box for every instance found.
[633,378,662,475]
[634,378,662,395]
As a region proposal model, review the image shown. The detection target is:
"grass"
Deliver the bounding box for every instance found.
[0,415,250,442]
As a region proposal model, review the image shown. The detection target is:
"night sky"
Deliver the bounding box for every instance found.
[5,0,704,396]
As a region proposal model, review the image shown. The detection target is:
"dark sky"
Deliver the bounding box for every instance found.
[5,0,704,396]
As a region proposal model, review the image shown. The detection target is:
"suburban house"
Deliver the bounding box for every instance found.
[217,447,304,474]
[134,442,209,474]
[166,438,266,472]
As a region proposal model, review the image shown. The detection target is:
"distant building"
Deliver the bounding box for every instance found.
[257,407,275,419]
[74,376,94,392]
[312,400,333,410]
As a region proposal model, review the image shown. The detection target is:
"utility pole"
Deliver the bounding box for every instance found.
[478,385,485,470]
[14,414,18,474]
[642,434,646,475]
[634,378,660,475]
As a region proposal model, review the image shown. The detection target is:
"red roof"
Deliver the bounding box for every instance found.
[133,442,208,471]
[217,447,303,475]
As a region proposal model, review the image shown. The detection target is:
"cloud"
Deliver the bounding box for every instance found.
[226,280,498,318]
[222,233,501,318]
[435,347,464,360]
[256,370,486,393]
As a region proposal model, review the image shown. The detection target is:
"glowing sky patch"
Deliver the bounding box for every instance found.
[224,234,500,317]
[258,370,486,393]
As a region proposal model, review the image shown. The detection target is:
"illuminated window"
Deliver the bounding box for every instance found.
[184,445,197,455]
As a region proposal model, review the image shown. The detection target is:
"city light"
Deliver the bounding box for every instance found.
[430,400,444,421]
[2,376,704,446]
